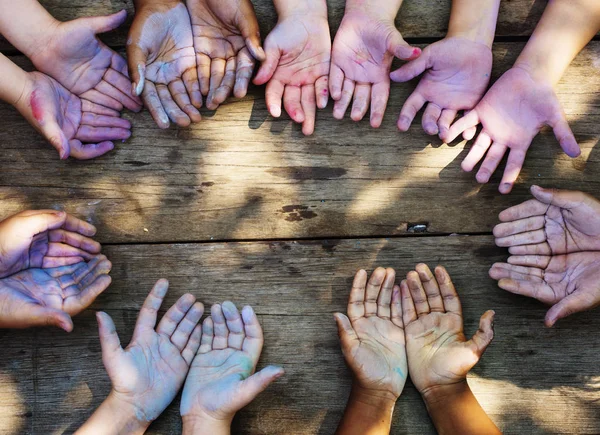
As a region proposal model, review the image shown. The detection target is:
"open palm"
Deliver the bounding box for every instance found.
[0,255,112,331]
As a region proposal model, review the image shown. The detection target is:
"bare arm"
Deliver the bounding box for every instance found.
[447,0,500,48]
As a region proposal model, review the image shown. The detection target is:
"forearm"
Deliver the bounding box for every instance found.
[0,0,59,59]
[76,392,151,435]
[0,53,30,106]
[447,0,500,48]
[335,385,397,435]
[515,0,600,86]
[422,381,500,435]
[182,416,231,435]
[133,0,181,8]
[272,0,327,18]
[344,0,402,20]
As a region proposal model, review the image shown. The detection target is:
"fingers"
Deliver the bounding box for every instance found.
[334,312,359,350]
[301,84,316,136]
[422,103,442,136]
[406,270,430,316]
[171,301,204,352]
[80,113,131,130]
[241,305,263,359]
[467,310,495,358]
[508,243,552,256]
[390,285,403,328]
[182,324,203,365]
[157,84,191,126]
[438,109,457,143]
[329,64,345,101]
[67,258,112,313]
[68,140,115,160]
[495,229,547,248]
[499,148,527,194]
[236,365,285,410]
[237,0,265,61]
[365,267,387,317]
[390,51,430,83]
[222,301,245,350]
[196,53,212,97]
[183,68,203,109]
[168,80,201,122]
[461,131,492,172]
[549,110,580,158]
[493,215,545,239]
[387,30,421,61]
[142,81,170,129]
[435,266,462,315]
[283,85,305,123]
[498,198,549,222]
[332,78,355,120]
[545,291,598,327]
[350,83,371,122]
[315,76,329,110]
[199,316,214,354]
[61,214,97,236]
[446,110,480,143]
[397,91,426,132]
[82,100,121,117]
[347,269,367,320]
[507,255,551,268]
[400,279,417,325]
[370,81,390,128]
[211,303,229,350]
[156,293,196,337]
[377,268,396,319]
[253,41,280,86]
[46,242,94,260]
[476,142,508,184]
[488,262,543,281]
[134,279,169,332]
[42,256,84,268]
[102,68,143,112]
[96,311,122,359]
[206,58,231,110]
[265,79,284,118]
[234,48,256,99]
[415,263,444,312]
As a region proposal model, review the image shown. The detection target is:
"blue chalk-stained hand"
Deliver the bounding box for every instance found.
[0,255,112,332]
[95,279,204,424]
[334,267,408,401]
[180,302,284,430]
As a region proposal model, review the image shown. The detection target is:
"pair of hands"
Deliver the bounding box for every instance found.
[0,210,111,331]
[335,266,494,404]
[86,280,283,433]
[490,185,600,327]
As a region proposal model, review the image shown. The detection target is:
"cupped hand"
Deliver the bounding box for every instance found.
[253,12,331,136]
[187,0,265,110]
[490,252,600,327]
[0,210,100,279]
[16,72,131,159]
[29,10,142,113]
[128,1,202,128]
[444,67,580,194]
[329,10,420,128]
[181,302,284,427]
[97,279,204,422]
[0,255,112,332]
[494,185,600,255]
[334,267,407,400]
[391,37,491,139]
[402,264,494,395]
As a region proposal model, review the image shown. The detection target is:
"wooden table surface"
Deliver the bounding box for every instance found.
[0,1,599,434]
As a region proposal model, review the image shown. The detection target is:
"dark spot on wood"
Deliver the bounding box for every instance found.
[474,244,506,259]
[268,167,347,180]
[241,264,254,270]
[407,222,429,233]
[201,182,215,187]
[321,240,339,253]
[168,148,183,162]
[282,244,292,250]
[124,160,150,167]
[281,205,318,222]
[288,266,301,274]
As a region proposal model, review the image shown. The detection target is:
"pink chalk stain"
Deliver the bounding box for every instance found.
[322,89,328,95]
[30,90,44,123]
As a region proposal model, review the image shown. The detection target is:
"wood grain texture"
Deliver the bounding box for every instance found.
[0,237,599,434]
[1,43,599,244]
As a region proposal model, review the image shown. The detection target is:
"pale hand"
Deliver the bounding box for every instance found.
[335,267,407,400]
[29,10,142,113]
[490,252,600,327]
[253,13,331,136]
[391,37,492,139]
[127,2,202,128]
[0,255,112,332]
[494,185,600,255]
[187,0,265,109]
[329,10,420,128]
[402,264,494,394]
[0,210,101,278]
[445,67,580,194]
[96,279,204,422]
[15,72,131,159]
[181,302,284,427]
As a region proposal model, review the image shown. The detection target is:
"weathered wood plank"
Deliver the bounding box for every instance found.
[0,236,599,434]
[1,42,599,243]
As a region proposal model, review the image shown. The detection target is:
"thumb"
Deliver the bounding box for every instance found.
[390,49,430,83]
[334,313,359,349]
[237,365,285,408]
[96,311,123,358]
[545,292,597,327]
[387,29,421,60]
[126,40,147,96]
[237,0,265,61]
[467,310,495,359]
[549,110,580,158]
[253,38,280,85]
[83,10,128,34]
[530,185,583,210]
[41,119,70,160]
[29,305,74,332]
[17,210,67,237]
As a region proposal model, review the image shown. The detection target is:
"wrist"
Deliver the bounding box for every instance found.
[134,0,182,10]
[77,391,151,435]
[181,413,232,435]
[446,0,500,48]
[21,16,60,62]
[512,56,557,88]
[344,0,401,21]
[275,0,327,20]
[350,383,398,410]
[421,379,469,407]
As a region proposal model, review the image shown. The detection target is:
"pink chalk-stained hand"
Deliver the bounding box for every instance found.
[15,72,131,159]
[29,10,142,114]
[444,67,580,194]
[128,1,202,129]
[180,302,284,431]
[0,210,101,279]
[490,252,600,327]
[96,280,204,424]
[329,10,420,128]
[187,0,265,110]
[493,185,600,255]
[253,12,331,136]
[391,37,492,139]
[334,268,407,401]
[402,264,494,395]
[0,255,112,332]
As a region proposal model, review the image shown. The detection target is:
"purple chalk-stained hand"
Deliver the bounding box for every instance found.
[187,0,265,110]
[15,71,131,159]
[493,185,600,255]
[127,1,202,129]
[29,10,142,114]
[181,302,283,431]
[334,268,407,401]
[444,67,580,194]
[96,279,204,424]
[329,8,420,128]
[391,37,492,139]
[490,252,600,327]
[253,10,331,136]
[0,255,112,332]
[0,210,101,279]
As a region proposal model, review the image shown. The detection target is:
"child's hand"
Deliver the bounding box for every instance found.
[329,7,420,128]
[181,302,283,432]
[253,9,331,136]
[127,1,202,128]
[0,210,100,278]
[391,37,492,139]
[445,67,580,194]
[335,268,407,401]
[0,255,112,332]
[187,0,265,109]
[494,185,600,255]
[402,264,494,396]
[15,72,131,159]
[96,279,204,426]
[29,10,142,113]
